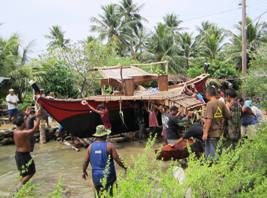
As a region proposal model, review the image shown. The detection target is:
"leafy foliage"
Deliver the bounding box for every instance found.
[9,65,32,101]
[241,44,267,98]
[104,125,267,197]
[185,125,267,197]
[13,182,37,198]
[45,25,70,49]
[39,61,79,98]
[187,59,238,79]
[48,177,65,198]
[0,34,20,75]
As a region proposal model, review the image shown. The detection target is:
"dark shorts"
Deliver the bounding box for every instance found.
[15,152,36,177]
[8,108,18,117]
[95,181,116,197]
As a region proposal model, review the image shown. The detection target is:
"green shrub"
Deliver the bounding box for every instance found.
[187,60,238,79]
[13,182,37,198]
[108,125,267,198]
[12,126,267,198]
[18,92,34,110]
[39,61,79,98]
[49,178,64,198]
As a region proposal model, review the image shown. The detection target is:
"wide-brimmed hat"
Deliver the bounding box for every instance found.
[93,125,111,137]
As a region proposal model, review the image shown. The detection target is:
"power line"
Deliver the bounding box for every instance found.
[181,2,267,25]
[182,8,240,23]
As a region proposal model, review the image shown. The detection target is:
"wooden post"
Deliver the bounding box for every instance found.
[158,75,168,91]
[165,62,169,74]
[241,0,248,75]
[124,79,135,96]
[101,85,105,95]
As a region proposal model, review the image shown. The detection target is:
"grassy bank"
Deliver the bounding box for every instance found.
[13,125,267,198]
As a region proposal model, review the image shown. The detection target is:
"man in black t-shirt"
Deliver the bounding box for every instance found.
[166,106,187,145]
[183,122,203,140]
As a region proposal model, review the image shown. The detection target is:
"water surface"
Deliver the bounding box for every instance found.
[0,141,147,197]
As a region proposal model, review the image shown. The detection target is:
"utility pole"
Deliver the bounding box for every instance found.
[241,0,248,75]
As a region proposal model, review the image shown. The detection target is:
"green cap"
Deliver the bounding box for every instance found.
[93,125,111,137]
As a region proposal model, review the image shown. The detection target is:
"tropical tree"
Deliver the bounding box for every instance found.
[45,25,70,49]
[147,23,182,73]
[197,22,226,60]
[196,21,214,36]
[241,44,267,98]
[119,0,147,58]
[90,4,125,43]
[226,17,267,69]
[178,32,199,68]
[9,66,32,101]
[163,14,183,34]
[39,61,79,98]
[90,1,147,57]
[0,34,20,75]
[21,41,34,65]
[119,0,144,32]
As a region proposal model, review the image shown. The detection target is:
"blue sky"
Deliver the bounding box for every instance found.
[1,0,266,57]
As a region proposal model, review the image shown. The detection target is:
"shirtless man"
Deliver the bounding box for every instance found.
[82,101,111,129]
[13,110,41,188]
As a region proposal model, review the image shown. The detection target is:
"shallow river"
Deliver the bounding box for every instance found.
[0,141,147,197]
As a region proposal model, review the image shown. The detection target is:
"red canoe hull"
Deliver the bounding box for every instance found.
[37,98,143,138]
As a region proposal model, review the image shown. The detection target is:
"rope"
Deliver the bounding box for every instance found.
[119,100,128,129]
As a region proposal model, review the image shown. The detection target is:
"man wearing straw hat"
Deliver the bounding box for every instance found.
[82,125,127,197]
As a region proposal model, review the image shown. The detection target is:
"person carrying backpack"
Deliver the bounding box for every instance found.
[225,89,242,148]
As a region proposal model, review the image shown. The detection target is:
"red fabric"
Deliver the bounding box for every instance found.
[194,79,207,92]
[149,111,159,127]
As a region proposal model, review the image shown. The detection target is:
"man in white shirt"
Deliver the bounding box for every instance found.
[6,89,19,121]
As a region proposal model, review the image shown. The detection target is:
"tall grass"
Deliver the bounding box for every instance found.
[111,125,267,198]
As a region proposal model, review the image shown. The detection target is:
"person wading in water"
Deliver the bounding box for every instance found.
[82,125,127,197]
[13,109,41,189]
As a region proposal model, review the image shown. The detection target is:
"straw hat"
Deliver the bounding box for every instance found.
[93,125,111,137]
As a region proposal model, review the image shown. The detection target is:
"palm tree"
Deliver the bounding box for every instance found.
[119,0,147,57]
[21,41,34,65]
[197,21,214,36]
[127,27,148,59]
[0,34,21,75]
[227,17,267,69]
[45,25,70,49]
[163,14,183,34]
[119,0,145,32]
[147,23,181,73]
[178,32,198,68]
[90,4,124,42]
[197,22,226,60]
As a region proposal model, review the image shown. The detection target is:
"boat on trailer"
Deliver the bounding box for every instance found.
[36,63,209,138]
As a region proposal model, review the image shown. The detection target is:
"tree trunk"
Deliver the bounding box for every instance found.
[79,78,87,98]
